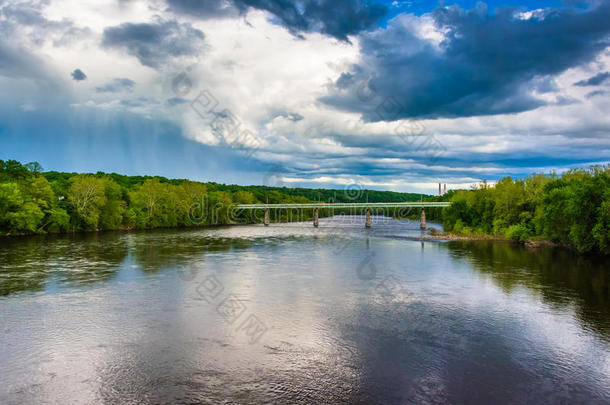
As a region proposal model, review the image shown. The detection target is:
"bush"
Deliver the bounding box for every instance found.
[504,223,531,242]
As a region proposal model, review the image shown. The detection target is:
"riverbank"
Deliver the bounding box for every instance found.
[423,229,575,251]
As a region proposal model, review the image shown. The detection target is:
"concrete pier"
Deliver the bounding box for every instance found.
[365,208,371,228]
[420,208,426,230]
[313,208,319,227]
[264,208,270,226]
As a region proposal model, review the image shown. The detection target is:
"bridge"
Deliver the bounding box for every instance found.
[235,202,451,229]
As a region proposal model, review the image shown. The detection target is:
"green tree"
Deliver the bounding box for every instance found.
[99,178,126,229]
[130,179,172,227]
[0,159,31,182]
[68,175,107,230]
[0,183,24,232]
[6,202,44,233]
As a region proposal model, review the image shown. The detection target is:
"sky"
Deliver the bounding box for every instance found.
[0,0,609,194]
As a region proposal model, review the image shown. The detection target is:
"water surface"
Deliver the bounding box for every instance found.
[1,216,609,404]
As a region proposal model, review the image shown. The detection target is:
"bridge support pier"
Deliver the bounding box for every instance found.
[365,208,371,228]
[420,208,426,230]
[264,208,270,226]
[313,208,319,227]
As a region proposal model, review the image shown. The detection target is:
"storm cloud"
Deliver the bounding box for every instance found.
[167,0,387,41]
[101,18,205,68]
[322,3,610,120]
[574,71,610,86]
[70,68,87,81]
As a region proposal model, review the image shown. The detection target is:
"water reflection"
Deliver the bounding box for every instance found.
[446,240,610,339]
[1,218,609,404]
[0,232,128,295]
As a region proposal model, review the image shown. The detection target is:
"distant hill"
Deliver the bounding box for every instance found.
[43,171,428,203]
[212,184,428,203]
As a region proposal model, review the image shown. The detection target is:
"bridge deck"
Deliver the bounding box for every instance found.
[235,202,450,209]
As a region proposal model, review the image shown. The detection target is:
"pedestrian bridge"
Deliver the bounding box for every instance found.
[234,202,451,229]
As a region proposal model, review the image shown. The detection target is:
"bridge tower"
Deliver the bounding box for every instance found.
[365,208,371,228]
[313,208,319,227]
[420,208,426,230]
[264,208,270,226]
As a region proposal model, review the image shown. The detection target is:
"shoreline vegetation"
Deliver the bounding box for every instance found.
[0,159,424,236]
[424,229,567,250]
[421,165,610,255]
[1,159,608,255]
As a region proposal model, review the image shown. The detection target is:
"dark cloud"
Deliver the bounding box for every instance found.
[574,71,610,86]
[167,0,387,41]
[585,89,608,99]
[322,3,610,120]
[71,68,87,81]
[165,97,188,106]
[101,18,205,68]
[166,0,240,19]
[96,78,135,93]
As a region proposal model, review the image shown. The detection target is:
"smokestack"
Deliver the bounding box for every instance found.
[438,183,441,196]
[444,184,447,194]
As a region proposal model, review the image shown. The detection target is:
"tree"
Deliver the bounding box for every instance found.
[233,190,254,204]
[46,207,71,233]
[0,183,23,232]
[68,175,107,230]
[6,202,44,233]
[99,178,126,229]
[130,179,172,227]
[593,194,610,254]
[0,160,31,181]
[25,162,43,173]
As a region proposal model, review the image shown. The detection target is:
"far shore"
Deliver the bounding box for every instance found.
[422,229,569,250]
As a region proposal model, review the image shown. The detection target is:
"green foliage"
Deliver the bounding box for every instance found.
[0,183,23,218]
[1,159,424,236]
[68,175,107,230]
[0,161,71,234]
[504,223,531,242]
[46,207,71,233]
[0,159,32,182]
[3,158,608,255]
[442,166,610,254]
[6,202,44,232]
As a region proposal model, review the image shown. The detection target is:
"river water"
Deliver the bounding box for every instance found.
[1,216,609,404]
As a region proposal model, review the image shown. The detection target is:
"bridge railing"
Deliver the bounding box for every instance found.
[234,202,451,209]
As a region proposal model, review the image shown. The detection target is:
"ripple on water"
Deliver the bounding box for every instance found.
[1,218,609,404]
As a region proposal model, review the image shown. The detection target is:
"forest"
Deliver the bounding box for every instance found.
[2,159,608,255]
[433,166,610,254]
[0,159,424,235]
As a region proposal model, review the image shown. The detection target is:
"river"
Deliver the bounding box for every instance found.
[1,216,609,404]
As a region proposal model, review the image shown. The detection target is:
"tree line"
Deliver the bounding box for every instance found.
[0,159,425,235]
[435,166,610,254]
